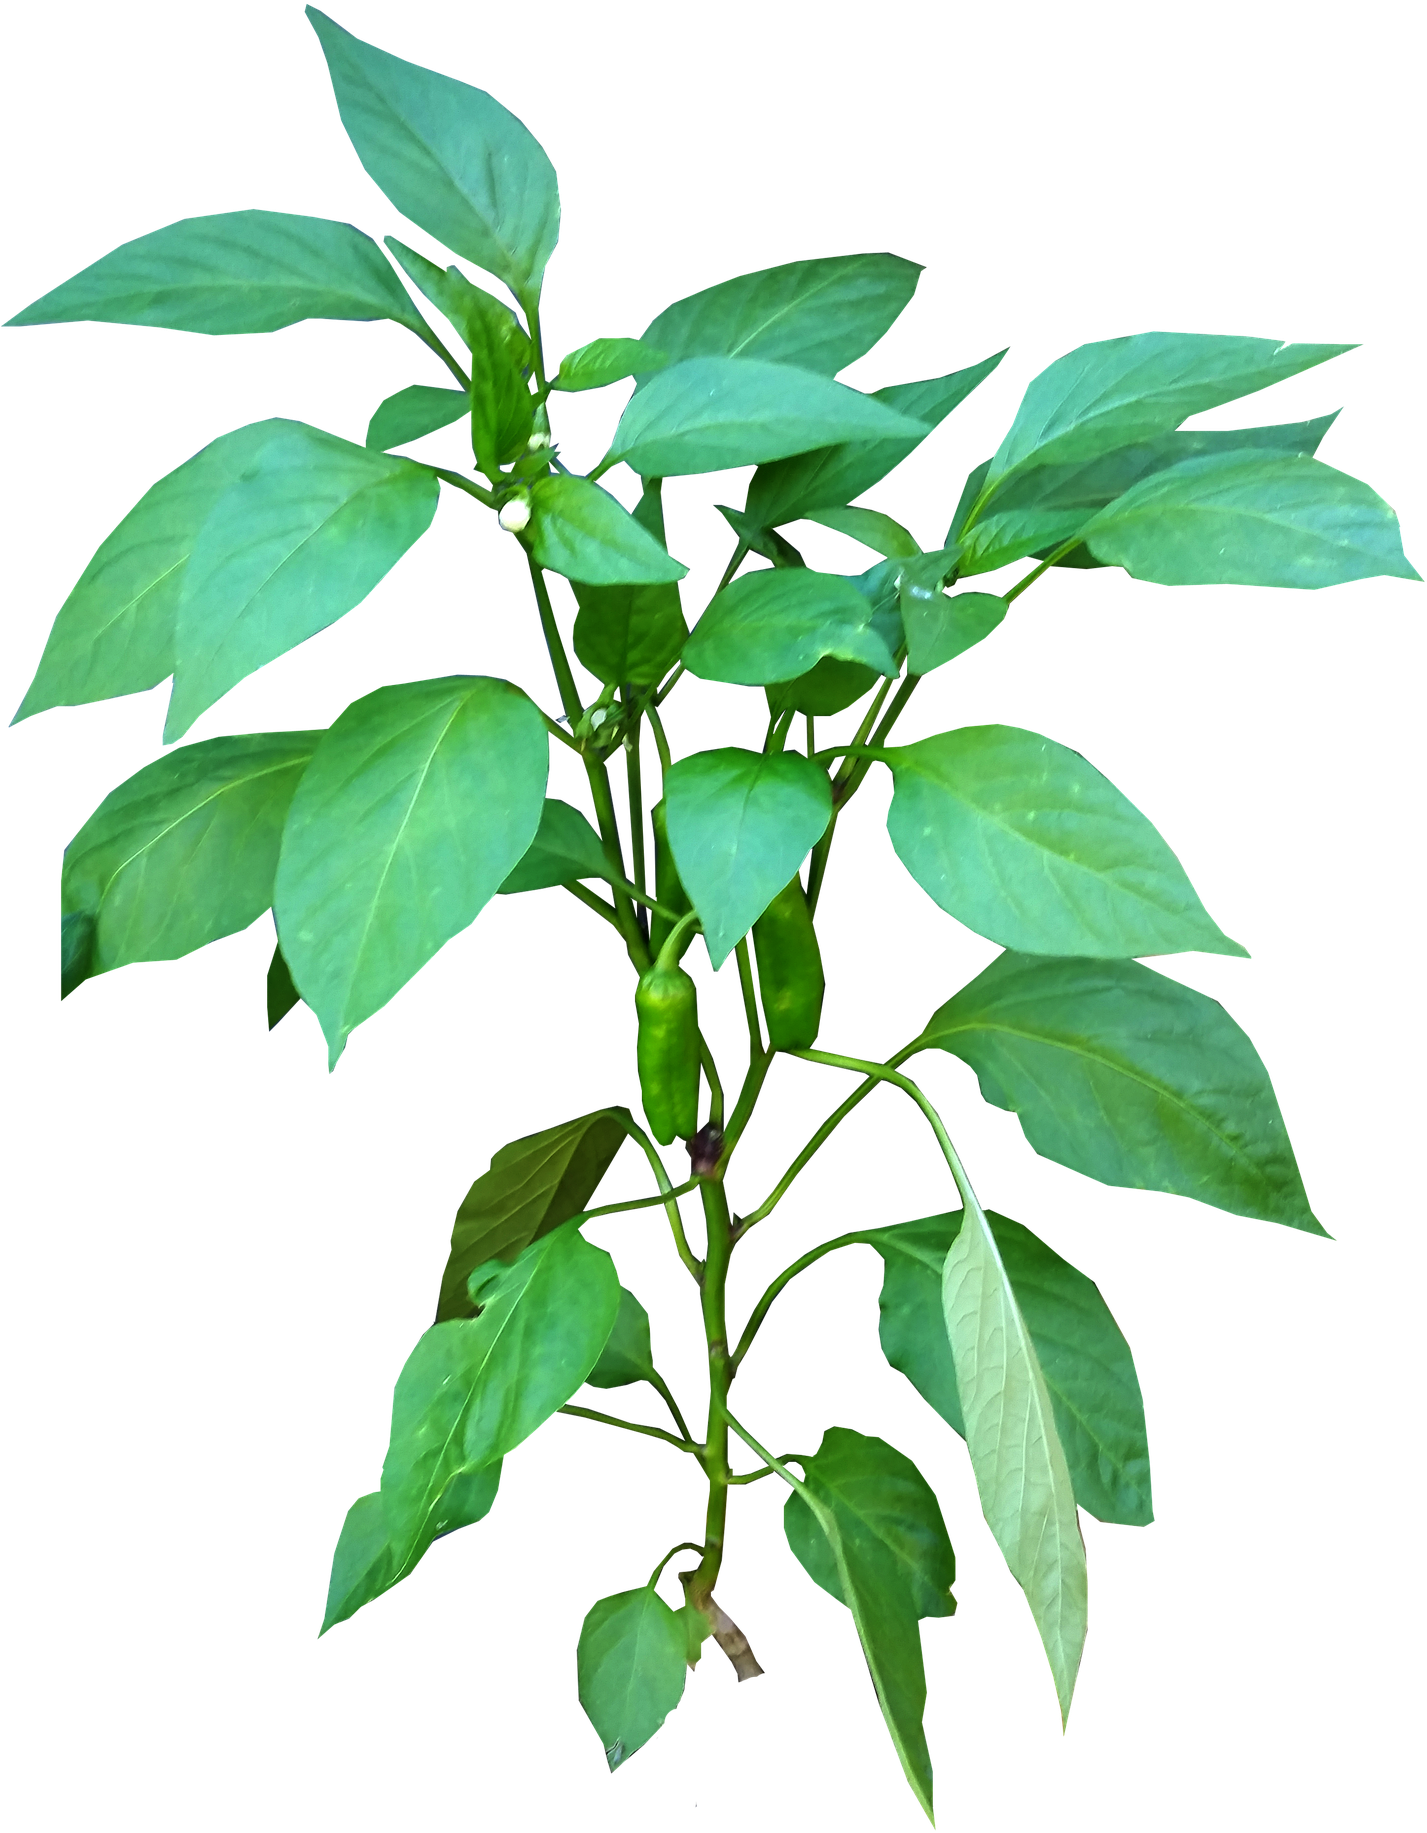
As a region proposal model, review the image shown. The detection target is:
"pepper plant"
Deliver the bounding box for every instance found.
[9,10,1418,1820]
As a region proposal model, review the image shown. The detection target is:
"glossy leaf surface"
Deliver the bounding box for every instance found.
[902,590,1007,675]
[552,336,669,391]
[497,799,611,896]
[577,1587,687,1771]
[321,1462,501,1632]
[275,676,547,1065]
[663,749,832,965]
[572,576,687,686]
[884,724,1244,957]
[527,475,687,585]
[366,384,469,450]
[920,951,1322,1231]
[684,567,899,684]
[586,1286,656,1389]
[435,1107,628,1321]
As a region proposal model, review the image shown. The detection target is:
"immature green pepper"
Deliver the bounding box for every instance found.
[752,876,825,1051]
[649,799,694,963]
[635,914,701,1145]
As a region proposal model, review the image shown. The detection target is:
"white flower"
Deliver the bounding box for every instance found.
[498,496,532,533]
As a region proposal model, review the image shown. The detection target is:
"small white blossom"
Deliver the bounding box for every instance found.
[498,496,532,533]
[526,431,552,450]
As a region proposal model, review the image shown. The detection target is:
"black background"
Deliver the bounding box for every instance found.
[8,7,1414,1818]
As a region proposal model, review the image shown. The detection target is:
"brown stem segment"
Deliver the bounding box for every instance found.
[681,1576,764,1680]
[687,1178,733,1610]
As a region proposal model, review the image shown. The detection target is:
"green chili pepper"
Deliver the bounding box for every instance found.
[752,876,825,1051]
[649,799,694,963]
[635,911,702,1145]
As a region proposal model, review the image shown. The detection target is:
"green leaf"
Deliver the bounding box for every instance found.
[61,732,319,992]
[60,913,94,999]
[943,1194,1087,1724]
[586,1286,656,1389]
[380,1224,619,1569]
[803,504,921,558]
[884,724,1245,958]
[948,458,992,544]
[919,951,1323,1231]
[274,675,548,1066]
[572,575,688,687]
[607,356,927,478]
[307,9,559,296]
[663,749,832,966]
[684,567,899,685]
[745,351,1007,528]
[13,419,289,722]
[1082,450,1420,587]
[366,384,469,450]
[765,657,880,718]
[577,1586,688,1771]
[6,210,425,335]
[552,336,669,391]
[321,1461,501,1633]
[497,798,611,896]
[902,590,1007,676]
[642,254,921,375]
[983,333,1351,489]
[527,475,687,586]
[956,413,1340,574]
[383,236,532,365]
[781,1457,934,1818]
[714,503,806,569]
[435,1107,629,1322]
[867,1212,1152,1525]
[784,1427,955,1619]
[267,939,301,1028]
[165,422,439,741]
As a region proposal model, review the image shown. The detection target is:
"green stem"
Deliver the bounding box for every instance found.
[577,1177,701,1223]
[699,1032,725,1130]
[720,1045,773,1167]
[1004,534,1082,604]
[563,882,622,929]
[542,712,582,753]
[764,708,795,754]
[723,1413,808,1495]
[605,1109,703,1281]
[716,541,750,594]
[649,1541,708,1588]
[526,556,648,968]
[737,1038,921,1232]
[791,1046,979,1208]
[806,675,895,914]
[432,466,496,507]
[731,1231,869,1370]
[810,743,891,766]
[735,938,763,1056]
[647,702,673,772]
[655,662,685,707]
[559,1404,699,1454]
[687,1178,735,1608]
[406,319,471,390]
[649,1373,695,1445]
[625,706,647,910]
[517,288,548,392]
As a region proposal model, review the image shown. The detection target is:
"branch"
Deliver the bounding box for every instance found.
[559,1403,700,1454]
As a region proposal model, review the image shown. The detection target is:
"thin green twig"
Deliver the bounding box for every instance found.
[560,1404,699,1454]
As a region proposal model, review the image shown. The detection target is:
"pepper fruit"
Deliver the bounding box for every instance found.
[635,912,702,1145]
[752,875,825,1051]
[649,799,694,963]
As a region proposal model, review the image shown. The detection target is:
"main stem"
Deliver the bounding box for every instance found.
[689,1176,734,1610]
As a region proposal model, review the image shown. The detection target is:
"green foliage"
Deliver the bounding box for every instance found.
[9,13,1417,1820]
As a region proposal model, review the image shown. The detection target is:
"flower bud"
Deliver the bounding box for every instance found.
[526,430,552,451]
[498,495,532,533]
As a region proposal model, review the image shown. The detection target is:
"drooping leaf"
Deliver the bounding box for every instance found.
[14,419,289,722]
[641,254,921,376]
[572,575,688,686]
[884,725,1245,958]
[784,1427,956,1619]
[7,210,425,335]
[802,504,921,557]
[497,798,611,896]
[274,675,548,1066]
[383,236,532,364]
[781,1457,934,1818]
[577,1586,688,1771]
[956,413,1340,574]
[366,384,469,450]
[663,749,832,966]
[165,422,439,741]
[61,732,319,992]
[60,913,94,998]
[267,938,301,1028]
[321,1461,501,1633]
[918,951,1323,1231]
[552,336,669,391]
[585,1286,656,1389]
[607,356,927,478]
[745,351,1007,528]
[684,567,899,685]
[435,1107,629,1321]
[943,1193,1087,1724]
[1081,450,1420,587]
[867,1213,1152,1525]
[307,8,560,296]
[982,333,1351,491]
[527,475,687,585]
